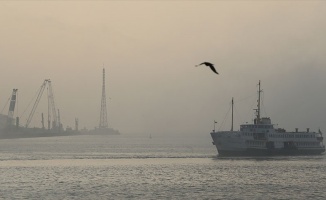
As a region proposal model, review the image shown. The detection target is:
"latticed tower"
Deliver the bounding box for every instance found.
[99,68,108,128]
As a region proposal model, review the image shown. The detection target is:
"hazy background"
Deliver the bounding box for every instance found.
[0,1,326,136]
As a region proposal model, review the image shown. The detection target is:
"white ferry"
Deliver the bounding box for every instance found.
[211,81,325,156]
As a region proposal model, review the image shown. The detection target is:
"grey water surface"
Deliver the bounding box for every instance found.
[0,134,325,199]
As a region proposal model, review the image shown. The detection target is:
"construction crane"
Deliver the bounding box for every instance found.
[25,79,60,131]
[47,80,59,130]
[25,80,48,128]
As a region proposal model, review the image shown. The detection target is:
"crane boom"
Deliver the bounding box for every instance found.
[25,80,48,128]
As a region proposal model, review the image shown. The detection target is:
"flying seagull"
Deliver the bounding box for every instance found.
[196,62,219,74]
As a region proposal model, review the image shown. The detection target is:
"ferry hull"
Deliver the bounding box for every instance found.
[216,148,325,157]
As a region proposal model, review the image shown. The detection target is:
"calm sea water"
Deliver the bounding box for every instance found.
[0,134,325,199]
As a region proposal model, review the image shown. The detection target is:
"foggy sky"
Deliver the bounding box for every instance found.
[1,1,326,136]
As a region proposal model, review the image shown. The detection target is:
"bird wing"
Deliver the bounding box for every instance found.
[199,62,212,66]
[209,65,219,74]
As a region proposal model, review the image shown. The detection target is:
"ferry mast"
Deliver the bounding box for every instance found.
[254,80,262,124]
[231,97,234,131]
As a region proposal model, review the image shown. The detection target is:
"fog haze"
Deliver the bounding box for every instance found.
[1,1,326,136]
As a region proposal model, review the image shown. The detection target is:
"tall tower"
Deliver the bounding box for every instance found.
[99,68,108,128]
[7,89,18,126]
